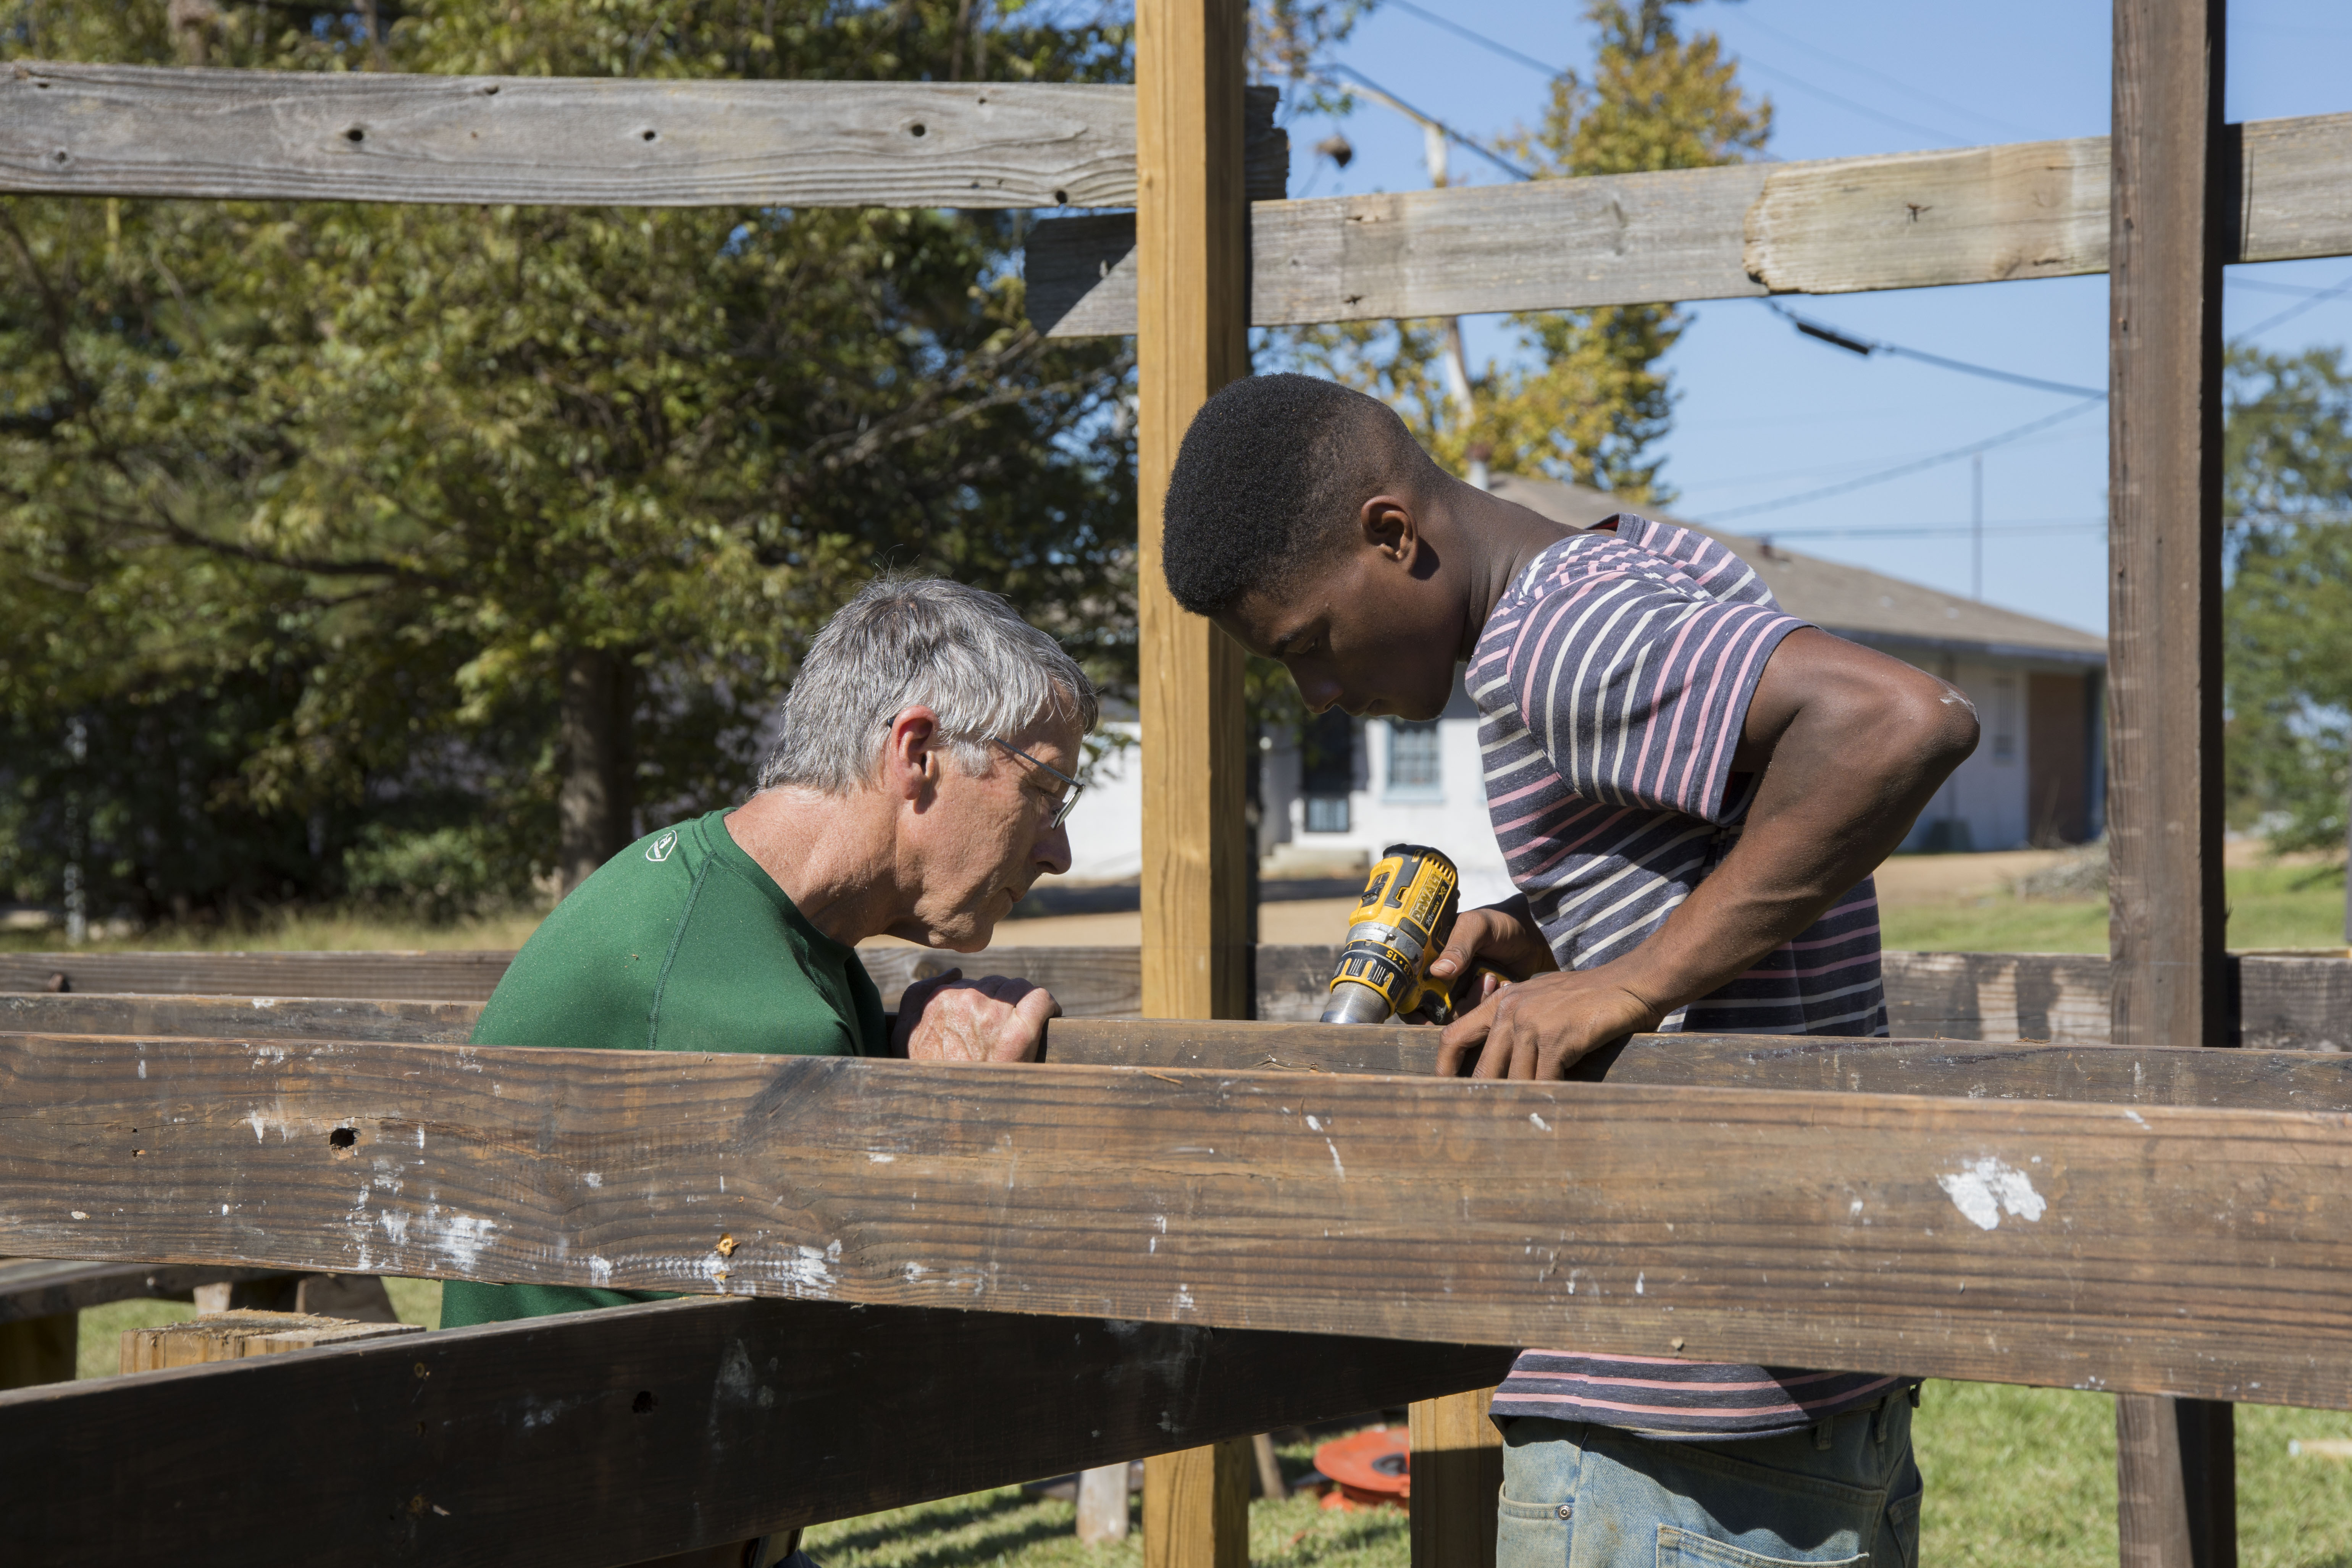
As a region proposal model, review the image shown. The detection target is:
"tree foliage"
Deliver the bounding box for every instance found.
[0,0,1143,923]
[1264,0,1768,502]
[2224,343,2352,861]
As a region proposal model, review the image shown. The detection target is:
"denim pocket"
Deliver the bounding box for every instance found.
[1881,1482,1922,1568]
[1498,1495,1572,1568]
[1657,1526,1869,1568]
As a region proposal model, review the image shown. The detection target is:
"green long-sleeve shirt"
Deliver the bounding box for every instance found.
[439,807,884,1327]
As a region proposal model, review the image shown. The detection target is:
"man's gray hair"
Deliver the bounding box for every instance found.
[760,574,1099,794]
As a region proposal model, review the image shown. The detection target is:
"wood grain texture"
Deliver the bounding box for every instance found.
[14,946,2347,1046]
[10,1032,2352,1407]
[1143,1437,1250,1568]
[1134,0,1250,1024]
[0,1255,296,1324]
[2,1293,1515,1568]
[0,62,1135,209]
[1409,1387,1501,1568]
[0,64,1289,210]
[0,948,517,1001]
[2110,3,2236,1560]
[1027,112,2352,336]
[120,1307,420,1372]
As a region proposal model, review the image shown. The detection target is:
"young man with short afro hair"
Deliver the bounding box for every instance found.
[1167,373,1978,1568]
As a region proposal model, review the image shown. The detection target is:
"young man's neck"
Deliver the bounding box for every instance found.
[1439,480,1581,653]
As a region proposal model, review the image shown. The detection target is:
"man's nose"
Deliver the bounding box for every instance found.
[1032,820,1073,878]
[1295,668,1345,713]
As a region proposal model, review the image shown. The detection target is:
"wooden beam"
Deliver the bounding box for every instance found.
[0,63,1287,210]
[1134,0,1254,1552]
[19,993,2352,1110]
[2110,3,2235,1563]
[1409,1387,1502,1568]
[10,948,2352,1048]
[1134,0,1250,1027]
[0,1293,1514,1568]
[1025,111,2352,335]
[11,1032,2352,1407]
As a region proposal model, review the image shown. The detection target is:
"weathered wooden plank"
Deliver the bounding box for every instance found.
[1027,110,2352,334]
[13,987,2352,1109]
[0,63,1287,210]
[0,948,518,1001]
[1410,1387,1503,1568]
[1133,0,1252,1033]
[0,1255,296,1324]
[9,1032,2352,1408]
[0,1293,1514,1568]
[2111,2,2237,1560]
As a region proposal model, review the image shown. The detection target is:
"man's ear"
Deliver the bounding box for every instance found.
[1358,494,1422,568]
[880,706,943,803]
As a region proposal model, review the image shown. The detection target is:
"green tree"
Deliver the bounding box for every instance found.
[1,0,1140,924]
[1265,0,1768,501]
[2224,343,2352,862]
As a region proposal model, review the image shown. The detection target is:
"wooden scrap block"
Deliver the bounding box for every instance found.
[121,1309,421,1374]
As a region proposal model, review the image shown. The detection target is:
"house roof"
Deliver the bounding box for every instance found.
[1486,473,2107,668]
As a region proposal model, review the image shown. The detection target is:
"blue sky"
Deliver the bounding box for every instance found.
[1273,1,2352,635]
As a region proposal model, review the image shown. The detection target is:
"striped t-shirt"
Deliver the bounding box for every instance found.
[1474,514,1899,1438]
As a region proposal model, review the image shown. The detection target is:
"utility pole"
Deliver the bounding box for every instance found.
[1972,452,1985,600]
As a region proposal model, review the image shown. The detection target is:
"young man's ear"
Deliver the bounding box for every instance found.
[1358,493,1422,566]
[881,706,944,803]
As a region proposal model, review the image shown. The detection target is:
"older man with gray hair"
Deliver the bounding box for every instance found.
[444,574,1094,1566]
[445,572,1088,1301]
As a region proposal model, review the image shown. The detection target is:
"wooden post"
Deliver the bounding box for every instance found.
[1143,1439,1250,1568]
[1076,1463,1133,1544]
[1410,1389,1502,1568]
[0,1312,76,1390]
[2108,2,2235,1566]
[1136,0,1252,1561]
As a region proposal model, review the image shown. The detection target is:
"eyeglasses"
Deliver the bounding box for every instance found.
[988,736,1084,829]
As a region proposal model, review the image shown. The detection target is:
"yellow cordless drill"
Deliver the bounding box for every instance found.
[1321,843,1501,1025]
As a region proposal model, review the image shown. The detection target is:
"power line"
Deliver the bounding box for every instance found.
[1726,56,1970,148]
[1382,0,1564,79]
[1316,64,1536,181]
[2231,269,2352,341]
[1764,301,2107,399]
[1704,398,2106,521]
[1727,12,2036,140]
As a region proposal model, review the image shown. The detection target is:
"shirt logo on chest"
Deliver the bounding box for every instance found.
[646,830,678,863]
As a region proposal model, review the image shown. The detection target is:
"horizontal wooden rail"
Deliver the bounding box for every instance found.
[7,1029,2352,1407]
[11,994,2352,1113]
[0,1293,1511,1567]
[8,945,2345,1048]
[0,63,1285,208]
[0,1255,294,1324]
[1027,110,2352,333]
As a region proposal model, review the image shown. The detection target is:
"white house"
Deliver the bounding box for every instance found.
[1061,475,2107,896]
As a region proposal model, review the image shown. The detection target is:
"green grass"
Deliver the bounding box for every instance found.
[1880,861,2347,955]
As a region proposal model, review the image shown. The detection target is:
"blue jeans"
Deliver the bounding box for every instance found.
[1496,1395,1921,1568]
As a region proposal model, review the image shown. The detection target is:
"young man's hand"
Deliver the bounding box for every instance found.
[1426,896,1560,987]
[1436,967,1663,1079]
[893,970,1061,1062]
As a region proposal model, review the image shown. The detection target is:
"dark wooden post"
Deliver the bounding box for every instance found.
[1135,0,1253,1562]
[2108,2,2235,1565]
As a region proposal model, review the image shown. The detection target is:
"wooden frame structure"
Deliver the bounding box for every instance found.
[1,0,2342,1561]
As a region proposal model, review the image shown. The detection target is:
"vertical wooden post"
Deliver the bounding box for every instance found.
[1135,0,1251,1027]
[0,1312,77,1389]
[1135,0,1251,1562]
[1143,1439,1251,1568]
[2108,2,2235,1566]
[1410,1389,1502,1568]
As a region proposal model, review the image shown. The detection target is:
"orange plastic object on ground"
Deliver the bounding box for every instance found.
[1314,1426,1411,1512]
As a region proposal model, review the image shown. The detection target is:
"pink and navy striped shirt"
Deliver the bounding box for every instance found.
[1474,514,1900,1438]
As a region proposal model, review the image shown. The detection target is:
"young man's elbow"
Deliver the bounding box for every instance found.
[1891,684,1979,776]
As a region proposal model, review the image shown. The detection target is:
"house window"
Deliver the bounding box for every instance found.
[1386,720,1443,797]
[1301,709,1354,834]
[1990,676,2018,764]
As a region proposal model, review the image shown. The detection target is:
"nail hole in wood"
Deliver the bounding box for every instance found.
[909,122,927,137]
[1054,189,1069,205]
[632,1390,659,1413]
[329,1126,357,1150]
[642,129,657,141]
[345,127,365,143]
